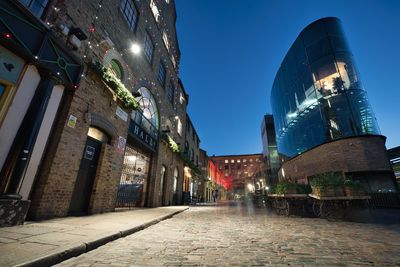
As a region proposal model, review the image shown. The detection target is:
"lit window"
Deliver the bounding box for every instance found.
[231,160,234,163]
[144,32,154,63]
[150,0,160,23]
[225,160,228,163]
[19,0,49,18]
[243,159,247,163]
[167,81,174,105]
[250,159,253,162]
[177,117,182,136]
[120,0,138,32]
[134,87,159,130]
[171,55,177,69]
[237,160,241,163]
[162,31,170,52]
[157,62,166,86]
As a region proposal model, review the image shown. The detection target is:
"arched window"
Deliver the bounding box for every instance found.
[135,87,159,130]
[109,59,123,80]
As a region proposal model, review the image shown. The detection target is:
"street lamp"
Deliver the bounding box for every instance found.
[130,43,141,55]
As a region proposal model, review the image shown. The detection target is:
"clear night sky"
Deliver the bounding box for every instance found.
[175,0,400,156]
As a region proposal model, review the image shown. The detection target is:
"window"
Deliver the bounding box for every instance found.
[243,159,247,163]
[179,92,185,104]
[237,160,241,163]
[157,62,166,86]
[162,31,170,52]
[171,55,177,69]
[231,160,234,163]
[144,32,154,63]
[150,0,160,23]
[224,160,228,163]
[167,81,174,105]
[19,0,49,18]
[134,87,159,130]
[177,117,182,136]
[120,0,138,32]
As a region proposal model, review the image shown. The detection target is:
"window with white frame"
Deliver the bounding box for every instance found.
[120,0,138,32]
[162,31,170,52]
[150,0,160,23]
[177,117,183,136]
[179,92,185,104]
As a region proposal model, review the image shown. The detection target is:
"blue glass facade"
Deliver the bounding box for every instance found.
[271,17,380,158]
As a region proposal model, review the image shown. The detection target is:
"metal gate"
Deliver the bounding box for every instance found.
[116,146,150,207]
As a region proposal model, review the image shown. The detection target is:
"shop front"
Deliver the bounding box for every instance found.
[116,86,159,208]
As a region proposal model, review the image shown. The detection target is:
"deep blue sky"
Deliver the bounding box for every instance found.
[175,0,400,156]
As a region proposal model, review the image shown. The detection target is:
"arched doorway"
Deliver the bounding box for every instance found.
[69,127,109,215]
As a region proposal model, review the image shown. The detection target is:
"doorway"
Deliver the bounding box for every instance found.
[69,127,108,215]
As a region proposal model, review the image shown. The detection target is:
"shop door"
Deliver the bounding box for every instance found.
[116,146,151,207]
[69,137,102,215]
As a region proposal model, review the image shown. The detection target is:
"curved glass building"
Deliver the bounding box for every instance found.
[271,17,380,158]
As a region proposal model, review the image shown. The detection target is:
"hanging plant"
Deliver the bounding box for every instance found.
[88,61,140,110]
[162,133,180,153]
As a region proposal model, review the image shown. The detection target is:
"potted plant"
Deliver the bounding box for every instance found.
[310,172,341,197]
[275,181,297,195]
[343,179,354,196]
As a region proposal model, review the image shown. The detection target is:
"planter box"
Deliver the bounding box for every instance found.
[344,187,353,197]
[284,188,297,194]
[0,199,31,227]
[312,186,336,197]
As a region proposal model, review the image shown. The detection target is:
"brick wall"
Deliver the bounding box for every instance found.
[278,135,393,181]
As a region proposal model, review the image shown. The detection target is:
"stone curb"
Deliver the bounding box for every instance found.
[16,207,189,267]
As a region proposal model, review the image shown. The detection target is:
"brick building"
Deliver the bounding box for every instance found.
[0,0,200,221]
[210,154,265,198]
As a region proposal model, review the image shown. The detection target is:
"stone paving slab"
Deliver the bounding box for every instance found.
[56,204,400,266]
[0,206,188,267]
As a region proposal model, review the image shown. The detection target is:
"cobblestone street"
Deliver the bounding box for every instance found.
[56,203,400,266]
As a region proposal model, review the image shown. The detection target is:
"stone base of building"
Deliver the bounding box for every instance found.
[0,195,31,227]
[278,135,398,193]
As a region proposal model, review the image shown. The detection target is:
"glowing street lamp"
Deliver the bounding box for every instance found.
[130,43,141,55]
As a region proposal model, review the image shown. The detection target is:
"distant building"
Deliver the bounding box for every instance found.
[198,149,210,202]
[270,17,396,192]
[210,154,264,196]
[261,114,280,185]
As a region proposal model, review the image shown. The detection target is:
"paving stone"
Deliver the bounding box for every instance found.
[55,204,400,266]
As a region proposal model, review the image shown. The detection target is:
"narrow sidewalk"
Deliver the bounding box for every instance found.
[0,206,189,267]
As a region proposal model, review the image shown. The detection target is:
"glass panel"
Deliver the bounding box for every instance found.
[134,87,159,130]
[88,127,109,143]
[306,37,332,64]
[116,146,151,207]
[302,21,325,47]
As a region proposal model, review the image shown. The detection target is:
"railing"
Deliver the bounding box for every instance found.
[369,193,400,209]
